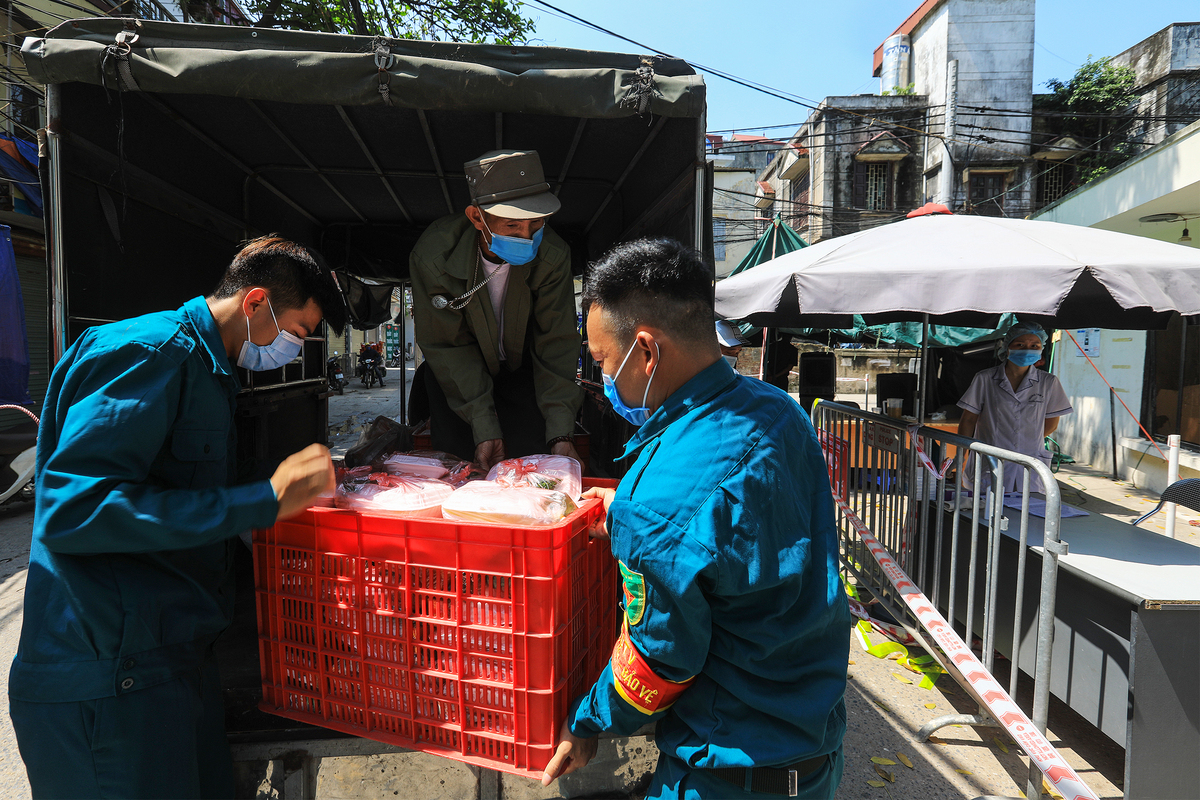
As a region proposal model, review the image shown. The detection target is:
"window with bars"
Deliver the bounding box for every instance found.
[9,85,39,136]
[865,163,888,210]
[1037,163,1074,206]
[790,172,811,229]
[852,162,893,210]
[713,219,727,261]
[969,172,1007,216]
[132,0,175,21]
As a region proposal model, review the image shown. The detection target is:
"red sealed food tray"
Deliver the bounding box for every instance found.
[254,478,620,778]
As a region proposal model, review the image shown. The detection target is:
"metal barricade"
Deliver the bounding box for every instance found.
[813,401,1077,800]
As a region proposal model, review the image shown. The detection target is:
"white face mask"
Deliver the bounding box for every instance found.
[723,354,739,370]
[236,295,304,371]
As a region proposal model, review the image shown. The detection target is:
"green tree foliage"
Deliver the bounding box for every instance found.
[245,0,534,44]
[1043,56,1138,184]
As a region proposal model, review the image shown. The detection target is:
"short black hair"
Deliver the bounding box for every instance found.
[210,235,346,335]
[582,237,713,346]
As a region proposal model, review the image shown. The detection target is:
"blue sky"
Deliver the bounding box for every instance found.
[518,1,1200,134]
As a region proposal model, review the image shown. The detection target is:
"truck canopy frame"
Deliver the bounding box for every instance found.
[24,19,708,311]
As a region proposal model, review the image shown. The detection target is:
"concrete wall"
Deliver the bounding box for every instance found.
[1112,23,1200,147]
[712,168,763,276]
[1050,331,1147,476]
[710,138,787,273]
[1110,23,1200,89]
[944,0,1034,157]
[909,0,1035,209]
[911,3,950,148]
[808,114,834,243]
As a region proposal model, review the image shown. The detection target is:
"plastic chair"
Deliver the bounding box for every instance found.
[1133,478,1200,526]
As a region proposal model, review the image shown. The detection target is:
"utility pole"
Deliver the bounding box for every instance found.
[938,59,959,209]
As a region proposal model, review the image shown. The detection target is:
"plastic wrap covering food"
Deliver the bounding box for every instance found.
[382,453,448,479]
[486,455,582,500]
[406,450,487,488]
[335,472,453,515]
[441,481,579,526]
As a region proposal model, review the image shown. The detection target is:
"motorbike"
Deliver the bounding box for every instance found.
[357,351,386,389]
[0,405,38,506]
[386,348,402,368]
[327,354,347,395]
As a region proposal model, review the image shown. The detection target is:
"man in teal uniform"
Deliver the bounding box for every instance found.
[542,238,850,799]
[9,236,346,799]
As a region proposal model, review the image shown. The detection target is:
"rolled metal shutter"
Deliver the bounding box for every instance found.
[0,254,48,430]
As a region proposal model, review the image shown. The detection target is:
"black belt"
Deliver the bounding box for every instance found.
[707,754,829,797]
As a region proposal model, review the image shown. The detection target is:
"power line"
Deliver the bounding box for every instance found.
[520,0,1030,160]
[0,0,138,38]
[7,0,71,23]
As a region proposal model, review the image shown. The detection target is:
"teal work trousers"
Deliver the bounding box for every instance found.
[646,749,844,800]
[10,651,234,800]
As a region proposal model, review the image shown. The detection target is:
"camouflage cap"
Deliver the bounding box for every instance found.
[464,149,561,220]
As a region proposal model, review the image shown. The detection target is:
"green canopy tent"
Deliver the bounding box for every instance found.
[727,215,808,277]
[795,316,1016,350]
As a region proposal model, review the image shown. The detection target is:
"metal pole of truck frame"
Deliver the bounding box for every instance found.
[44,83,67,362]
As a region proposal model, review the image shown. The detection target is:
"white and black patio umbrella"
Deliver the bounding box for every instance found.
[714,209,1200,331]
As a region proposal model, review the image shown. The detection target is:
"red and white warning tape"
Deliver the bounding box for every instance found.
[906,423,952,480]
[0,405,39,425]
[835,495,1099,800]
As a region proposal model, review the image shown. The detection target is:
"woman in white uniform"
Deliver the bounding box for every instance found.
[957,322,1073,494]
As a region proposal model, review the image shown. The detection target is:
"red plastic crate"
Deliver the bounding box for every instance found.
[254,478,620,778]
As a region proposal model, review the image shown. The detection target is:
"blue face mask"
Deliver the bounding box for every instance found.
[1007,348,1041,368]
[602,340,659,427]
[237,296,304,372]
[482,217,544,266]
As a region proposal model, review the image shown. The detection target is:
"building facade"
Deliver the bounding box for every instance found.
[756,0,1039,244]
[707,134,788,275]
[757,95,929,243]
[1112,22,1200,150]
[1033,119,1200,492]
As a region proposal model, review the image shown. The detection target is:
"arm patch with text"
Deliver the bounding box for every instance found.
[610,621,695,715]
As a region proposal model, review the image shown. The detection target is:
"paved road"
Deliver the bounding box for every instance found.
[327,362,418,457]
[0,500,33,800]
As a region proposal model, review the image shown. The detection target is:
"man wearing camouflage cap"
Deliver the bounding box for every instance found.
[410,149,583,470]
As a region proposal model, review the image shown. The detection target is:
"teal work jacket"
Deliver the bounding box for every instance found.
[569,359,851,769]
[9,296,278,703]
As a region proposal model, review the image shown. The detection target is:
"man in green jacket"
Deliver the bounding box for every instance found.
[410,149,583,469]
